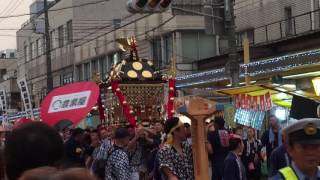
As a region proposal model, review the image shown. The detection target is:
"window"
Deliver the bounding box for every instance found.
[84,63,90,81]
[152,39,162,69]
[91,60,98,74]
[113,19,121,29]
[50,30,55,49]
[35,40,39,57]
[61,73,73,85]
[285,7,293,36]
[38,38,44,55]
[24,45,28,62]
[99,56,107,77]
[31,42,36,59]
[112,52,121,64]
[58,26,64,48]
[9,52,14,58]
[181,32,198,62]
[181,31,216,62]
[164,36,173,66]
[76,65,83,81]
[66,20,73,44]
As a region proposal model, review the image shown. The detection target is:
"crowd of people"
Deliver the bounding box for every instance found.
[0,114,319,180]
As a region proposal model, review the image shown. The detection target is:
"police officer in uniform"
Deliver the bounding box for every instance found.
[272,118,320,180]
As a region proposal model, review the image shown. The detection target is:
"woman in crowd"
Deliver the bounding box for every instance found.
[224,134,247,180]
[242,127,262,180]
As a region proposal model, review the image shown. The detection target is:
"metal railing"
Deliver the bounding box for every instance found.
[237,8,320,46]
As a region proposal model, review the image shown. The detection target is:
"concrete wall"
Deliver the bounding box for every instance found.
[235,0,315,44]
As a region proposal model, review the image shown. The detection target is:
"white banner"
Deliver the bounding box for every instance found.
[0,89,8,124]
[17,78,34,118]
[0,90,6,113]
[48,90,91,113]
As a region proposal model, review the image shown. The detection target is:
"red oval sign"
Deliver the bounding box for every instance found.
[40,82,100,126]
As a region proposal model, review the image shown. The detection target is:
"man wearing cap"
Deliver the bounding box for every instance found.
[272,118,320,180]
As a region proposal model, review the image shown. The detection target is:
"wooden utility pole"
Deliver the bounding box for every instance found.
[44,0,53,92]
[243,34,250,85]
[225,0,239,87]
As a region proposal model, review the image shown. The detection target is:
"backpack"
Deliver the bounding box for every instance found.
[92,146,118,179]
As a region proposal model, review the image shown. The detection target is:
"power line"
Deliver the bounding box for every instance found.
[15,16,179,63]
[55,13,143,46]
[0,0,24,24]
[0,0,18,17]
[0,24,209,32]
[0,0,110,19]
[74,14,151,47]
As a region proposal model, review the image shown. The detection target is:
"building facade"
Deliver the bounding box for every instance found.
[177,0,320,93]
[0,49,17,59]
[0,52,20,113]
[17,0,218,107]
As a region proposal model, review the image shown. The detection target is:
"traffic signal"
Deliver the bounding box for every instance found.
[127,0,172,13]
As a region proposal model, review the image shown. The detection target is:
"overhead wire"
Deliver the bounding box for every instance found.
[0,0,18,17]
[0,0,25,24]
[13,0,210,61]
[14,14,181,63]
[73,14,151,47]
[0,0,110,19]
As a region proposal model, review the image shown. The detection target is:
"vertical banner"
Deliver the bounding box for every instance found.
[241,94,246,109]
[265,92,272,110]
[17,78,34,119]
[0,89,8,126]
[253,96,258,111]
[259,95,265,111]
[246,95,252,109]
[234,95,240,108]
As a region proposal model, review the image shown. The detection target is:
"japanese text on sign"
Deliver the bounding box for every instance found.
[48,91,91,113]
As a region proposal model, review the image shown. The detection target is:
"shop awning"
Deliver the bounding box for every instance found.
[216,83,319,108]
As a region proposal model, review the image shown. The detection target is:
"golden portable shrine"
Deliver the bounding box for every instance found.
[98,37,176,126]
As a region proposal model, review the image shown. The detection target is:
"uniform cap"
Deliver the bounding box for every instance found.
[284,118,320,144]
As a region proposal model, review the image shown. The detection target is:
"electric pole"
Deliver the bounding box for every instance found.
[44,0,53,92]
[224,0,239,87]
